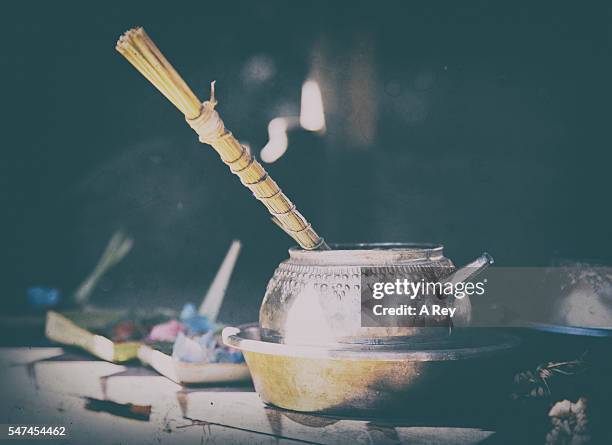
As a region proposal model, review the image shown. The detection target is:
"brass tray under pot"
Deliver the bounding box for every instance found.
[223,324,519,414]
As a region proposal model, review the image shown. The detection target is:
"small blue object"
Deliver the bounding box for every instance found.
[179,303,216,334]
[27,287,60,309]
[174,303,244,364]
[179,303,198,320]
[172,327,244,364]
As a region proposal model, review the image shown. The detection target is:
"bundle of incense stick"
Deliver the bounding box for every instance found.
[116,28,328,250]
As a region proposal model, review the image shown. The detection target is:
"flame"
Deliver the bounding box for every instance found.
[299,79,326,132]
[260,117,289,163]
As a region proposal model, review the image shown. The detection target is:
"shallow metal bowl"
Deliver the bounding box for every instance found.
[224,324,519,414]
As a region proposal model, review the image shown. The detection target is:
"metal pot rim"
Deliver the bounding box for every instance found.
[288,242,445,265]
[223,325,519,362]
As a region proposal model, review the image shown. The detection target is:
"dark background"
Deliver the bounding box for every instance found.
[2,1,611,323]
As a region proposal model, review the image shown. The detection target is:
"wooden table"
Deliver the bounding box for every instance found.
[0,347,496,444]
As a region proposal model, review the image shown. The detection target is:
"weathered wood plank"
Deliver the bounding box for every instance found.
[1,348,495,444]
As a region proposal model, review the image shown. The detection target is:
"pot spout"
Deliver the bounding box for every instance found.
[441,252,494,287]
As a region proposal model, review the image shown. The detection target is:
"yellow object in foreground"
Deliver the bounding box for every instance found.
[45,310,140,363]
